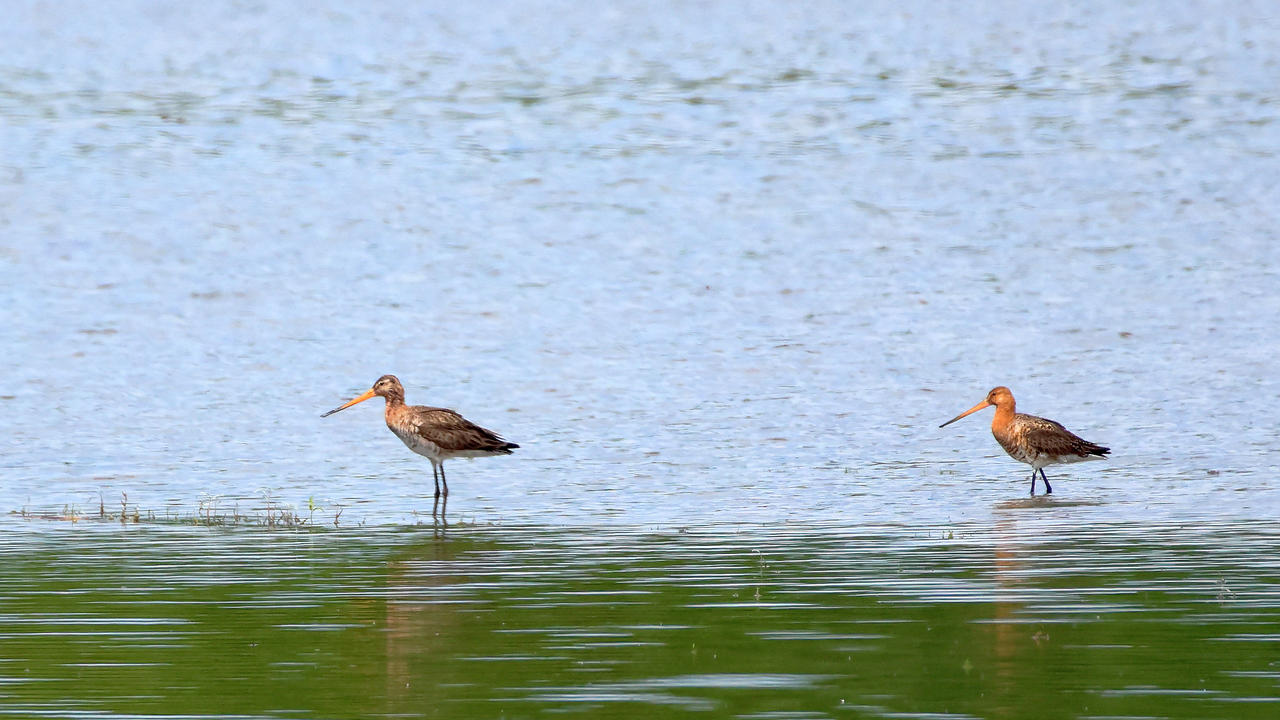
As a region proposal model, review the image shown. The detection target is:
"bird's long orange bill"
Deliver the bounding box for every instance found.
[939,399,992,428]
[321,388,376,418]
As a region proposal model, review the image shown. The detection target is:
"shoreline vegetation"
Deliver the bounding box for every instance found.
[11,492,341,529]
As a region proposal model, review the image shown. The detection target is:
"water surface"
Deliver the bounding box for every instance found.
[2,518,1279,719]
[2,0,1279,717]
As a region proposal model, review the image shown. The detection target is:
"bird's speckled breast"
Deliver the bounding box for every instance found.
[389,423,444,463]
[994,432,1038,466]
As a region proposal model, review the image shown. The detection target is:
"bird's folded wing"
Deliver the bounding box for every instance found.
[1021,416,1098,457]
[410,406,510,452]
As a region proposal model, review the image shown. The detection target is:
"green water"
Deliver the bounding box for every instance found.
[2,517,1276,719]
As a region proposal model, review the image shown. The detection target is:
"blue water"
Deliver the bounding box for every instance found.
[2,0,1278,531]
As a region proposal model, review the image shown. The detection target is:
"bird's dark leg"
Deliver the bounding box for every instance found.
[1029,470,1037,496]
[431,464,441,500]
[1040,468,1052,495]
[440,464,449,497]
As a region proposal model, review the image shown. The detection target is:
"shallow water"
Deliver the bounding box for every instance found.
[2,518,1279,719]
[2,0,1280,717]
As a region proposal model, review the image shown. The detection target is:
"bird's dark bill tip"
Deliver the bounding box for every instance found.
[321,388,377,418]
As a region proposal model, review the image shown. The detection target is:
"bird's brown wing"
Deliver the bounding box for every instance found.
[409,406,515,453]
[1020,414,1110,458]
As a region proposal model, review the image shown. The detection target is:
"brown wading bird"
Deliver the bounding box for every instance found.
[939,386,1109,495]
[322,375,518,501]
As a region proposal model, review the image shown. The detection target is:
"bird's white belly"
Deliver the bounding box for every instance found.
[451,448,504,458]
[1044,453,1102,466]
[1005,444,1099,470]
[390,426,445,463]
[389,426,499,463]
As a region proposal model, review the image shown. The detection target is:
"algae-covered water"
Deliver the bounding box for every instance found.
[2,520,1279,718]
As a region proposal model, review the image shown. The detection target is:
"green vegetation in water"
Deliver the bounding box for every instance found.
[10,491,342,529]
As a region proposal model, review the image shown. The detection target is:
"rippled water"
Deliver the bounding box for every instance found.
[2,519,1278,718]
[3,0,1280,717]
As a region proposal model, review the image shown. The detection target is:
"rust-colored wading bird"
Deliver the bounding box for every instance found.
[322,375,518,499]
[939,386,1109,495]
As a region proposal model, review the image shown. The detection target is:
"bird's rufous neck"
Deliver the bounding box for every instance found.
[991,401,1015,431]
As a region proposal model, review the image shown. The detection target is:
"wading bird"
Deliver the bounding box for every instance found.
[939,386,1109,495]
[322,375,518,502]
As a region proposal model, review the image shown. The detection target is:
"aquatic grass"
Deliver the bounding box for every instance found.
[11,491,321,530]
